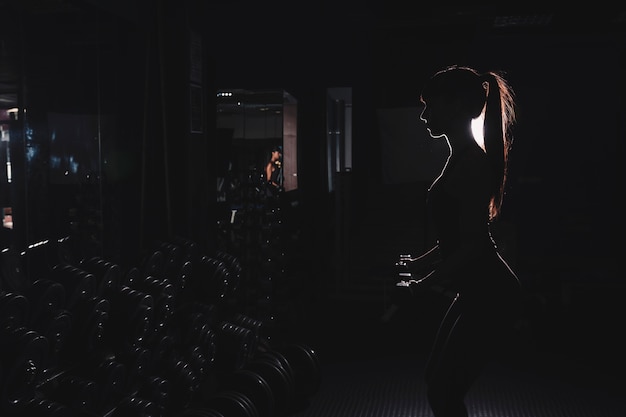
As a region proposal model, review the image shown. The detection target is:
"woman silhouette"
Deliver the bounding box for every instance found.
[396,65,523,417]
[265,145,283,195]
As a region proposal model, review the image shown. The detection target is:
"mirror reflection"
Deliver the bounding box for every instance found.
[215,88,297,202]
[0,3,131,277]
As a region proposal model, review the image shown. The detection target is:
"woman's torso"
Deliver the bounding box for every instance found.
[268,162,280,183]
[427,144,520,298]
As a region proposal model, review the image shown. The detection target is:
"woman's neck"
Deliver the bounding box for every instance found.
[446,125,479,154]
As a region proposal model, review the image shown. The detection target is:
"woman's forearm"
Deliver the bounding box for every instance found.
[398,244,440,268]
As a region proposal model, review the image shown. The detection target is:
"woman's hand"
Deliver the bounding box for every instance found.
[395,255,419,279]
[395,246,441,275]
[395,278,421,287]
[395,277,431,298]
[395,253,433,276]
[395,254,418,267]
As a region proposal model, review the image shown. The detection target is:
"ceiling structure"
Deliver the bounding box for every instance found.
[1,2,625,111]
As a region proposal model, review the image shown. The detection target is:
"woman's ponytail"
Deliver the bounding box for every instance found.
[482,72,516,221]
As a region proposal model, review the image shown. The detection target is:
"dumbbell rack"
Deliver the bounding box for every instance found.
[216,169,300,342]
[0,236,320,417]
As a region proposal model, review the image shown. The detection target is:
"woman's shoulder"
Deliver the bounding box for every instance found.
[452,143,489,171]
[446,146,491,190]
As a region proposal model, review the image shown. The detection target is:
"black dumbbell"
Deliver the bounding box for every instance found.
[37,309,72,374]
[204,390,260,417]
[219,369,274,417]
[50,264,97,311]
[23,279,66,327]
[138,375,171,414]
[14,397,69,417]
[273,343,321,408]
[0,326,49,413]
[243,354,294,417]
[111,395,160,417]
[214,322,256,374]
[80,256,122,296]
[65,296,109,357]
[0,292,29,330]
[115,345,152,392]
[48,374,98,412]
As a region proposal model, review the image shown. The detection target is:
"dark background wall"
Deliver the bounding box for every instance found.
[1,0,624,327]
[208,2,626,278]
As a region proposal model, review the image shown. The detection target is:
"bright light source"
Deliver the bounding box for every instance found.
[471,111,485,151]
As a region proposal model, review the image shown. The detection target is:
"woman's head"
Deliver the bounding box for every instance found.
[420,66,486,127]
[421,65,517,220]
[270,145,282,161]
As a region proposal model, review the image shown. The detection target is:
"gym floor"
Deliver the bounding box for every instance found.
[285,288,626,417]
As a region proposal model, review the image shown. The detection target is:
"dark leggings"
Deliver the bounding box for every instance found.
[425,292,520,417]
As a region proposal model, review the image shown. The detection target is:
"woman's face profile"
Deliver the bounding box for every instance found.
[419,96,448,138]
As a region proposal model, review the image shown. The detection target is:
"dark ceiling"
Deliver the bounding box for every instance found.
[1,1,625,110]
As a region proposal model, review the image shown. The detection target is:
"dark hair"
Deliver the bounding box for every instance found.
[423,65,516,220]
[271,145,283,153]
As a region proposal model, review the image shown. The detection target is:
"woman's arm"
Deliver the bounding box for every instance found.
[404,156,493,290]
[397,244,440,266]
[398,154,493,297]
